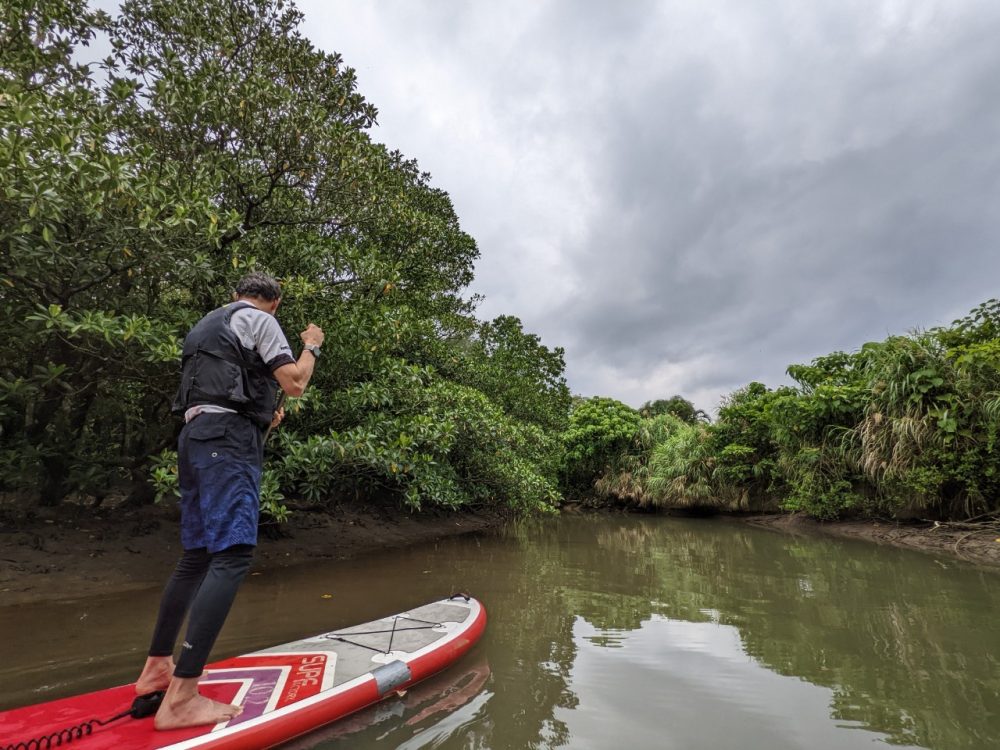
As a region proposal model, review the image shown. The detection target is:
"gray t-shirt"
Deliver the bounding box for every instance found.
[230,306,295,370]
[184,306,295,422]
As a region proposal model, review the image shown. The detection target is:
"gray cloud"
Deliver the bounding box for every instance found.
[304,1,1000,410]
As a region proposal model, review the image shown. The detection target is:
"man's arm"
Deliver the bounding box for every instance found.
[273,323,324,397]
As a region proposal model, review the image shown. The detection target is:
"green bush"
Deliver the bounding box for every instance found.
[572,300,1000,522]
[561,397,641,496]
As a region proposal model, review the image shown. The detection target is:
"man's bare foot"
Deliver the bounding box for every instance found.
[136,655,174,694]
[153,676,243,730]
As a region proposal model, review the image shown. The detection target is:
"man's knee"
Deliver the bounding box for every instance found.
[174,547,211,578]
[211,544,255,577]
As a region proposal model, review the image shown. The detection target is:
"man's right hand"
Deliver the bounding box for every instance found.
[300,323,324,347]
[275,324,325,397]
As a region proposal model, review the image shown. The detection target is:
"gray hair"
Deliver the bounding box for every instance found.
[234,272,281,301]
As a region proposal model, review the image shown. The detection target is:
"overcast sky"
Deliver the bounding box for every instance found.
[291,0,1000,412]
[83,1,998,411]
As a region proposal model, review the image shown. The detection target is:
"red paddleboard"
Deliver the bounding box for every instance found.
[0,596,486,749]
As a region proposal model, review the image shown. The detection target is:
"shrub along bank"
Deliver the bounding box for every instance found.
[566,299,1000,522]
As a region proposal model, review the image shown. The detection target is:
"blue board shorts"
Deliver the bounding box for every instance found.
[178,412,264,553]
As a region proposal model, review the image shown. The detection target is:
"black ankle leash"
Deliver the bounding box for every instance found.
[2,691,164,750]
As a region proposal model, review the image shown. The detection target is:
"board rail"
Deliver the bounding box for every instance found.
[0,595,486,750]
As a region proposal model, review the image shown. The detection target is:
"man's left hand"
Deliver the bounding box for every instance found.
[270,407,285,430]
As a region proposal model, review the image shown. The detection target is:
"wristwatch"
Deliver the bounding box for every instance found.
[304,344,321,359]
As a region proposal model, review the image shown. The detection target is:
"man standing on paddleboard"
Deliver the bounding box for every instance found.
[134,272,324,730]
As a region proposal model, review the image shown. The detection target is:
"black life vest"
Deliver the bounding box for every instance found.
[171,301,279,428]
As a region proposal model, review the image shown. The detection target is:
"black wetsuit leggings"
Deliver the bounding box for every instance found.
[148,544,254,678]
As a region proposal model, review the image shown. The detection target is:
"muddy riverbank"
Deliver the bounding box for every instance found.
[0,499,504,606]
[741,512,1000,568]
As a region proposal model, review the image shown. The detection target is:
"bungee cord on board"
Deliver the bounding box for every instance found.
[321,593,472,655]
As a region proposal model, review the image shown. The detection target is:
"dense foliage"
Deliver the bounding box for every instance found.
[4,1,996,525]
[560,397,641,498]
[0,0,570,516]
[587,301,1000,520]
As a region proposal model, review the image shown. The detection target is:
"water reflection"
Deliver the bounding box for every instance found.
[3,515,999,749]
[571,518,1000,750]
[304,517,999,749]
[280,652,492,749]
[560,616,920,750]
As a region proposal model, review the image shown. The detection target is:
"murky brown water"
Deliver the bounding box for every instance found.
[2,515,999,749]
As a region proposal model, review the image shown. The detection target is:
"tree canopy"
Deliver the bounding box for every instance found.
[0,0,570,516]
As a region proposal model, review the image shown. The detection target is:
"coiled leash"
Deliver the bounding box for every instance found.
[3,690,164,750]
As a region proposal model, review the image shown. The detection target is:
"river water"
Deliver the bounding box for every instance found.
[1,515,998,749]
